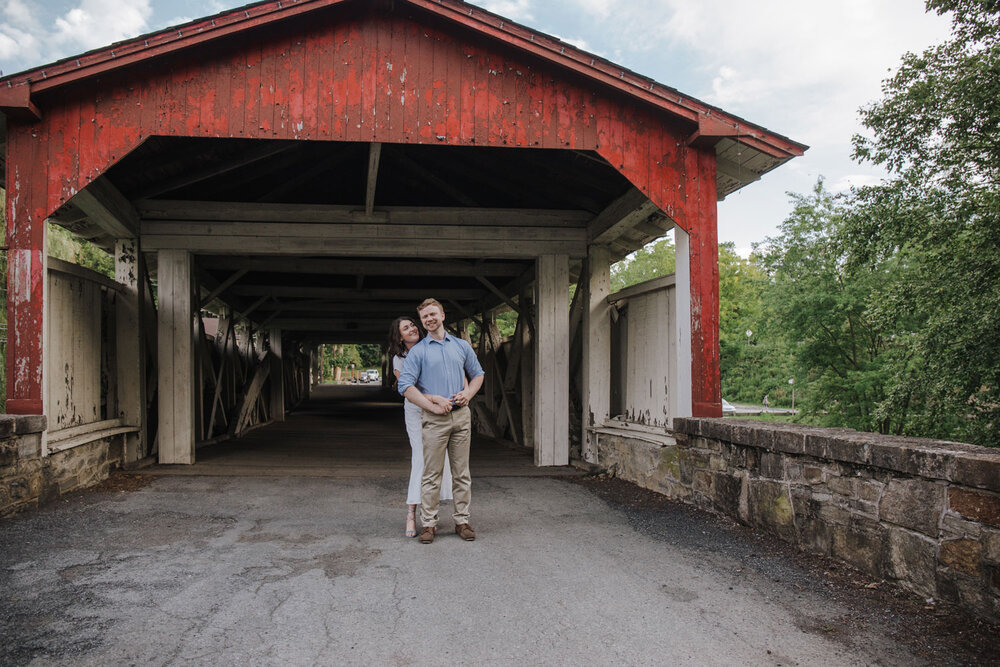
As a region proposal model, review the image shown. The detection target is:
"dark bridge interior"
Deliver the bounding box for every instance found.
[173,384,560,477]
[47,138,676,343]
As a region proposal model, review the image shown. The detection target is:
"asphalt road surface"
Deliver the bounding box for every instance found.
[1,472,987,666]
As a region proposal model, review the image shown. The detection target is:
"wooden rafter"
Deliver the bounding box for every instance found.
[199,269,249,308]
[200,256,528,278]
[229,286,486,300]
[365,142,382,216]
[716,155,761,185]
[137,142,296,199]
[138,200,591,227]
[587,188,661,245]
[72,177,139,238]
[257,146,358,203]
[388,146,480,206]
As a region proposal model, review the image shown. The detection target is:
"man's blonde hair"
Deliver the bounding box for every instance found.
[417,298,445,315]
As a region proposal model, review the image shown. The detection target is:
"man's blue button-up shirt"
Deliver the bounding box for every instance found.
[397,333,484,399]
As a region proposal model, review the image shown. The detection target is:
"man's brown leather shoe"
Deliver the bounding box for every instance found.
[418,525,436,544]
[455,523,476,541]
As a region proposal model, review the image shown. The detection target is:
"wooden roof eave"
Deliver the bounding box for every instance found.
[409,0,806,161]
[0,0,805,163]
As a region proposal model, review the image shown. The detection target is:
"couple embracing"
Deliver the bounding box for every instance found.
[387,298,484,544]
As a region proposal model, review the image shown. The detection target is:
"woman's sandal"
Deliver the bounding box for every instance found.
[405,506,417,538]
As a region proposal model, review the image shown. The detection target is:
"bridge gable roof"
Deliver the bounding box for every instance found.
[0,0,805,162]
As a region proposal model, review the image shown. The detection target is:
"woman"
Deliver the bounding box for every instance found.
[387,316,454,538]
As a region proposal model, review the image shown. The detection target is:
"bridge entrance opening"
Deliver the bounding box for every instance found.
[45,136,684,470]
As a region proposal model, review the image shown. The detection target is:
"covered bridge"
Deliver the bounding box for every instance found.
[0,0,804,476]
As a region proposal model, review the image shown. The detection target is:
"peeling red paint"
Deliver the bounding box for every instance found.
[0,8,768,415]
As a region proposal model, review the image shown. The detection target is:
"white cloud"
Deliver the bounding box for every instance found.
[53,0,152,51]
[4,0,36,26]
[0,0,43,65]
[0,30,21,61]
[653,0,951,137]
[0,0,153,73]
[477,0,533,21]
[565,0,615,19]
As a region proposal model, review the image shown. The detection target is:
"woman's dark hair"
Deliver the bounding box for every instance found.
[386,316,421,359]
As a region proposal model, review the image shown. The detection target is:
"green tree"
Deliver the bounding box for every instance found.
[610,237,675,292]
[357,343,382,368]
[47,222,114,277]
[758,180,908,432]
[847,0,1000,445]
[718,242,792,405]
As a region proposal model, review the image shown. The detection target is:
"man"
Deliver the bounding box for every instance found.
[398,298,485,544]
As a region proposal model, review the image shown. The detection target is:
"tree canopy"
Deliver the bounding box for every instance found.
[845,0,1000,444]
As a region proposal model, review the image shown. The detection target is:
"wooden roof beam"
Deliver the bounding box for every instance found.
[143,222,585,239]
[71,176,139,238]
[228,286,487,300]
[253,300,420,313]
[137,200,591,227]
[387,147,480,207]
[716,155,762,186]
[257,147,357,203]
[199,269,248,309]
[48,203,89,226]
[267,319,400,332]
[587,188,660,246]
[199,256,528,278]
[136,142,297,199]
[145,235,586,258]
[365,142,382,217]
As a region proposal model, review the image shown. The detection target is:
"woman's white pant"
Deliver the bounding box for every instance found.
[404,400,452,505]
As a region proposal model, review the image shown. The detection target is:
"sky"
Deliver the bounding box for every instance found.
[0,0,954,255]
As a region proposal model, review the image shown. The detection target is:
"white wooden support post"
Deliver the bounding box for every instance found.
[157,250,196,464]
[581,244,611,463]
[268,327,285,422]
[671,225,693,420]
[533,254,569,466]
[519,286,535,451]
[115,239,145,463]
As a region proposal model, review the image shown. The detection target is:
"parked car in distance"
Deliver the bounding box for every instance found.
[361,369,380,383]
[721,399,736,415]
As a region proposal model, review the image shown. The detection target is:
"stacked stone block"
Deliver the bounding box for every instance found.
[593,418,1000,622]
[0,415,117,517]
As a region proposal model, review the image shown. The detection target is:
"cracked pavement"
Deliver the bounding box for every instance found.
[0,470,950,666]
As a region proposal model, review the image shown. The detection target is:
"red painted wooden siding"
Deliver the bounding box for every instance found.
[5,10,721,417]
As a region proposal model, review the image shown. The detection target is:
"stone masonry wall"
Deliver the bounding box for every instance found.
[0,415,119,517]
[593,418,1000,622]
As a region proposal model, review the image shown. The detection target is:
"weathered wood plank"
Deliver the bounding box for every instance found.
[365,142,382,216]
[201,256,527,277]
[230,286,484,299]
[141,221,585,242]
[142,235,587,258]
[587,188,661,245]
[268,328,285,423]
[115,238,146,463]
[47,257,124,293]
[157,250,196,464]
[137,200,591,227]
[533,254,569,466]
[581,245,611,462]
[233,354,271,436]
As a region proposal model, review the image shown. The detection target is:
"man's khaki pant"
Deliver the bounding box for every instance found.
[419,406,471,527]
